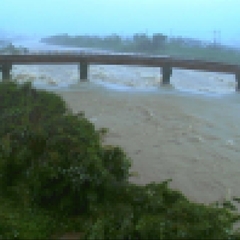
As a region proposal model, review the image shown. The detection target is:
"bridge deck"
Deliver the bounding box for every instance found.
[0,53,239,74]
[0,52,240,91]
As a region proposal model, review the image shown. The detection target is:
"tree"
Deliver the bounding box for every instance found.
[133,33,152,51]
[151,33,167,50]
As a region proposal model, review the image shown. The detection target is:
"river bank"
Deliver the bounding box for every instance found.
[51,82,240,211]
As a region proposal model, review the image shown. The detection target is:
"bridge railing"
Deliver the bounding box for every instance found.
[0,49,155,57]
[0,49,91,55]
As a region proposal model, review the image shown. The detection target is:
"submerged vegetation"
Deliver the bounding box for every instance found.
[41,33,240,64]
[0,80,240,239]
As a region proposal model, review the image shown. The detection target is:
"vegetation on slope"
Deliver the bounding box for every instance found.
[0,80,240,239]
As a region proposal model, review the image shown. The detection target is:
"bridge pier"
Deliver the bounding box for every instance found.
[0,63,12,81]
[79,62,89,81]
[161,64,172,85]
[235,71,240,92]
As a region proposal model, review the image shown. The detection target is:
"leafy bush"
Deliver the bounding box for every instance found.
[26,115,132,215]
[0,196,58,240]
[83,203,136,240]
[0,218,20,240]
[0,81,70,198]
[83,181,240,239]
[101,146,131,184]
[0,81,132,216]
[0,81,70,126]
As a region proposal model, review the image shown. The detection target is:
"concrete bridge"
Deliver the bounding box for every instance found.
[0,51,240,91]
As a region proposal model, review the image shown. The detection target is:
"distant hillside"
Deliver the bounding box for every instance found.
[41,33,240,65]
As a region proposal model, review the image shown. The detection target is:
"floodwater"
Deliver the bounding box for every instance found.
[9,38,237,96]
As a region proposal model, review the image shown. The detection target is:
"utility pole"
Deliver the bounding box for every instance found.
[213,30,217,46]
[213,29,221,47]
[218,30,221,45]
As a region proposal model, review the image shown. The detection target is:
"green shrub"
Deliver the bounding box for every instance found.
[101,146,131,184]
[0,218,20,240]
[0,197,58,240]
[83,181,240,239]
[26,115,132,216]
[0,81,132,216]
[83,203,136,240]
[0,81,70,122]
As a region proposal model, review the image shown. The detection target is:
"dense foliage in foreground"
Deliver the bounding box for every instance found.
[0,80,240,239]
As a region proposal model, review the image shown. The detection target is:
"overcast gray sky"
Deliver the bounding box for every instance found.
[0,0,239,44]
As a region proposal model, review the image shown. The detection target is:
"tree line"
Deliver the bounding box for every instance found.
[41,33,169,53]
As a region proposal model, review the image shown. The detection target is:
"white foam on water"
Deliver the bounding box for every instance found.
[171,69,236,95]
[7,39,238,95]
[10,64,237,96]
